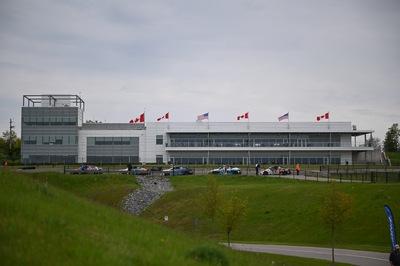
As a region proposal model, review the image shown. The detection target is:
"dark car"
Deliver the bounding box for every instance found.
[70,165,103,174]
[259,165,291,175]
[163,166,194,176]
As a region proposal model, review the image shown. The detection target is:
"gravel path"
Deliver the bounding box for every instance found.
[122,176,174,216]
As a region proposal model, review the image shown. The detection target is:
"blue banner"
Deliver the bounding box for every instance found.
[384,205,397,251]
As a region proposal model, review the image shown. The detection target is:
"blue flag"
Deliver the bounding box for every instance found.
[384,205,397,251]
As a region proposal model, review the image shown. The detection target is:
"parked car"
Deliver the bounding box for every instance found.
[210,166,242,175]
[118,166,151,175]
[259,165,291,175]
[163,166,194,176]
[70,165,103,174]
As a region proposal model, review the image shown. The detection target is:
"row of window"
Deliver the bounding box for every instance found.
[169,155,341,165]
[21,155,77,164]
[87,137,139,146]
[169,134,341,147]
[22,117,78,126]
[86,156,140,163]
[168,141,343,147]
[169,133,341,140]
[22,135,78,145]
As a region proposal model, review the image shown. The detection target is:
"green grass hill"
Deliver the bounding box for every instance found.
[2,169,397,265]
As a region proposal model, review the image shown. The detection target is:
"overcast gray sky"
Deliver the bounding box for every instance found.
[0,0,399,141]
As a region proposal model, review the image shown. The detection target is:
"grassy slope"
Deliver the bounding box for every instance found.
[141,175,400,253]
[1,170,357,266]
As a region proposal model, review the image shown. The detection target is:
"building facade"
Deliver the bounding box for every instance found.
[21,95,375,165]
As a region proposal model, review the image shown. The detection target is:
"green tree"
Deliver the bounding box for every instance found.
[319,181,354,266]
[201,176,223,236]
[0,130,21,162]
[383,123,400,152]
[219,193,248,247]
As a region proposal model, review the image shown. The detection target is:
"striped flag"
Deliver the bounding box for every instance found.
[278,113,289,121]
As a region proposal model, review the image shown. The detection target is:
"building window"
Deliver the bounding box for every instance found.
[156,155,163,164]
[156,135,163,145]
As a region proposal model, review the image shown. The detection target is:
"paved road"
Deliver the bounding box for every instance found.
[222,244,389,266]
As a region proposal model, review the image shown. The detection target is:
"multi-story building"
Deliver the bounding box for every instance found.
[21,94,375,165]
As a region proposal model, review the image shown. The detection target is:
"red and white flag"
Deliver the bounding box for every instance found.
[130,113,145,123]
[237,112,249,121]
[157,112,169,121]
[317,112,329,121]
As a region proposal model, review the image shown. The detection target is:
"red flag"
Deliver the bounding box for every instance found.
[129,120,133,123]
[237,112,249,121]
[139,113,145,123]
[157,112,169,121]
[317,112,329,121]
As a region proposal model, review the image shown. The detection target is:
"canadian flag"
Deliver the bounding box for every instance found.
[237,112,249,121]
[157,112,169,121]
[317,112,329,121]
[130,113,145,123]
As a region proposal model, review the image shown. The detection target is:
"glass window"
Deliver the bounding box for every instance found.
[95,137,104,145]
[37,136,42,145]
[55,136,63,144]
[122,137,130,145]
[156,135,163,145]
[63,117,69,125]
[62,136,69,145]
[50,136,55,143]
[87,137,95,145]
[114,137,122,145]
[70,136,77,145]
[69,117,77,125]
[55,118,63,126]
[104,137,113,145]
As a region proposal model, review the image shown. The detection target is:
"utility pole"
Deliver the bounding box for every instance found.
[9,118,14,149]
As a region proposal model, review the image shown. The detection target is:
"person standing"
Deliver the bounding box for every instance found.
[127,163,132,174]
[296,164,300,175]
[255,162,260,175]
[390,244,400,266]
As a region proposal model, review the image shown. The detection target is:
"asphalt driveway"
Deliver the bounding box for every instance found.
[222,244,389,266]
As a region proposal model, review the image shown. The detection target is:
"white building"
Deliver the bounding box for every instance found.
[21,95,374,165]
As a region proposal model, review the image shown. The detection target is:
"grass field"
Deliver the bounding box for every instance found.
[141,174,400,253]
[2,169,397,265]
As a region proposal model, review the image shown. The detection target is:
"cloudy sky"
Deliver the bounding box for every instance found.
[0,0,399,141]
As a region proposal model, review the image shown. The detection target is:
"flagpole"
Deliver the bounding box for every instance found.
[247,111,249,129]
[208,111,210,129]
[288,111,290,129]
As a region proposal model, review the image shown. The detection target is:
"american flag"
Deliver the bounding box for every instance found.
[197,112,209,120]
[278,113,289,121]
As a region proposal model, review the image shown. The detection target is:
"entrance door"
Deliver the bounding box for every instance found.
[282,157,288,165]
[243,157,248,165]
[203,157,208,165]
[323,157,329,165]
